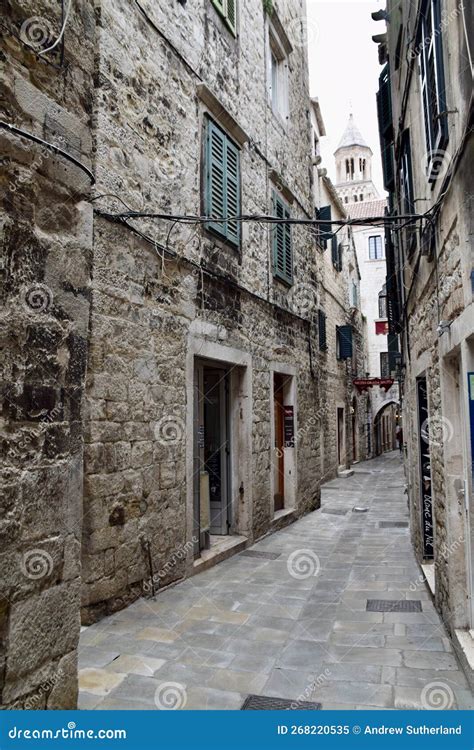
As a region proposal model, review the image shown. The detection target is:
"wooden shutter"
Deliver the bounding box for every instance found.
[318,309,327,351]
[419,0,448,171]
[272,192,292,284]
[337,325,353,359]
[205,118,240,246]
[225,138,240,245]
[226,0,237,33]
[318,205,332,245]
[206,119,226,236]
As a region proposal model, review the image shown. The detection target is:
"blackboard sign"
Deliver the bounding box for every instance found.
[284,405,295,448]
[417,378,434,560]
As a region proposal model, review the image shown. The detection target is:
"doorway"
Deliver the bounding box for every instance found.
[273,373,286,512]
[194,362,231,552]
[337,407,345,466]
[351,397,357,462]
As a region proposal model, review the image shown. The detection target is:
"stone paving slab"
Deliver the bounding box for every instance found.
[79,452,473,711]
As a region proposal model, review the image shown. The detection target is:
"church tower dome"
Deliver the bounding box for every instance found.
[334,114,379,205]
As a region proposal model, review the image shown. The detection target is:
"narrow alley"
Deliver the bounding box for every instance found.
[78,453,473,711]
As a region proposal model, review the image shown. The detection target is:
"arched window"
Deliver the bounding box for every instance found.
[360,193,364,201]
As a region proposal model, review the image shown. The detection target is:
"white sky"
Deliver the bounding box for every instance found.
[306,0,387,194]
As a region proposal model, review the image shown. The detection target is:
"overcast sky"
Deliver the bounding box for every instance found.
[306,0,387,194]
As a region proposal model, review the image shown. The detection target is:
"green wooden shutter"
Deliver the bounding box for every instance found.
[318,205,332,246]
[318,309,327,351]
[206,119,226,236]
[205,118,240,247]
[226,0,237,33]
[272,192,292,284]
[225,138,240,245]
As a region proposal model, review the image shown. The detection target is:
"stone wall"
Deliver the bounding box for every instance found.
[81,0,323,621]
[1,0,95,709]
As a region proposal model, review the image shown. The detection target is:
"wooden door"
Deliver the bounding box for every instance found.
[274,374,285,511]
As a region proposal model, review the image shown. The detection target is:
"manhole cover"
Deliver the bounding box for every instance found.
[366,599,422,613]
[379,521,409,528]
[241,695,322,710]
[240,550,281,560]
[322,508,348,516]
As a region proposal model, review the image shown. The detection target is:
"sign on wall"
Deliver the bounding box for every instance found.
[417,378,434,560]
[284,405,295,448]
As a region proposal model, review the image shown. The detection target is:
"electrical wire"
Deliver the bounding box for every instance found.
[38,0,72,55]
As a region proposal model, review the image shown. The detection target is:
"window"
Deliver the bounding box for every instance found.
[211,0,237,35]
[268,24,289,121]
[317,205,332,249]
[204,117,240,246]
[331,234,343,272]
[368,235,384,259]
[350,280,358,308]
[400,129,414,215]
[418,0,448,178]
[378,285,387,318]
[360,194,364,202]
[380,351,390,378]
[336,325,353,360]
[272,191,292,284]
[318,309,327,351]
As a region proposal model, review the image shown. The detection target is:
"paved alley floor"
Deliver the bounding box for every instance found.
[78,452,474,710]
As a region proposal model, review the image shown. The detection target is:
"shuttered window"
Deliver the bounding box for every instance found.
[318,310,327,351]
[318,205,332,248]
[418,0,448,179]
[331,234,343,272]
[204,118,240,247]
[212,0,237,35]
[272,192,292,285]
[336,325,353,360]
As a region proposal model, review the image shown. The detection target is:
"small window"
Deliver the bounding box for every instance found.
[360,194,364,202]
[272,191,292,284]
[318,309,327,351]
[268,24,289,122]
[211,0,237,35]
[380,351,390,378]
[204,117,241,246]
[378,285,387,318]
[336,325,353,360]
[368,235,384,260]
[331,234,343,272]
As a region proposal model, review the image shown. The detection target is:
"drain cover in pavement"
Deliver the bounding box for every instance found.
[240,550,281,560]
[379,521,409,528]
[322,508,348,516]
[352,506,368,513]
[241,695,322,710]
[366,599,422,612]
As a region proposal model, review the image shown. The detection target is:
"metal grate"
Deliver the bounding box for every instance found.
[322,508,348,516]
[379,521,409,528]
[241,694,322,710]
[240,550,281,560]
[366,599,422,613]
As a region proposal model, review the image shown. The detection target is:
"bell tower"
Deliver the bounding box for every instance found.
[334,114,379,205]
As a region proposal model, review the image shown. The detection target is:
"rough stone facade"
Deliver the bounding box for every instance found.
[378,0,473,685]
[1,0,95,709]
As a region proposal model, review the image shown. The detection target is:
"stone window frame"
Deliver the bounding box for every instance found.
[266,11,292,127]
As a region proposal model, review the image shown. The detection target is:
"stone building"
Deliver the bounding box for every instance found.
[310,100,368,478]
[374,0,473,684]
[334,115,400,457]
[1,0,363,708]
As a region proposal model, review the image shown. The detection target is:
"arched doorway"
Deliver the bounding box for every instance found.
[373,400,399,455]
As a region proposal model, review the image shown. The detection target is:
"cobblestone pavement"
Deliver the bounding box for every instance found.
[78,452,474,710]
